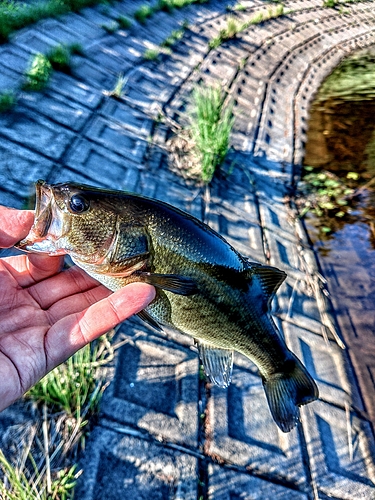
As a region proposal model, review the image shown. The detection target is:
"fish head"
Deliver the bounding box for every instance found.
[17,180,119,264]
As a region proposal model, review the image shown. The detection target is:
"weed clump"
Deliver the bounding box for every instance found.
[47,43,82,72]
[0,0,109,43]
[0,449,79,500]
[23,53,52,91]
[233,3,246,11]
[143,22,188,62]
[168,86,234,183]
[23,44,82,91]
[161,27,185,48]
[134,4,154,23]
[107,73,126,98]
[27,339,109,417]
[102,20,119,33]
[0,90,16,112]
[117,15,132,29]
[0,334,114,500]
[143,48,160,60]
[249,4,284,24]
[209,16,244,48]
[158,0,175,12]
[295,167,366,234]
[190,86,234,183]
[209,6,285,49]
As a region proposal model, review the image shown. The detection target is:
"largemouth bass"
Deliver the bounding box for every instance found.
[18,180,318,432]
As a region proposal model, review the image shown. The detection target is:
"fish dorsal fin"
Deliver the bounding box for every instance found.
[248,263,286,300]
[197,342,234,388]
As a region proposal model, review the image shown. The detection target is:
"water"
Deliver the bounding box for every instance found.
[301,50,375,425]
[304,96,375,257]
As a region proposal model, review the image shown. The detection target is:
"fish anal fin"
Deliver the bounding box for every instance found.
[197,342,234,388]
[249,264,287,301]
[263,357,319,433]
[137,272,198,296]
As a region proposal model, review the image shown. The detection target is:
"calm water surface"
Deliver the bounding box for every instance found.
[303,82,375,256]
[302,54,375,425]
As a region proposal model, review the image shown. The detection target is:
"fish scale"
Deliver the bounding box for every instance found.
[17,180,319,433]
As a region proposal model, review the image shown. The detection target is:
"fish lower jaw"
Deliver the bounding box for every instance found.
[21,239,65,255]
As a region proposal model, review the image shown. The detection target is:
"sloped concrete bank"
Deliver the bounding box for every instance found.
[0,0,375,498]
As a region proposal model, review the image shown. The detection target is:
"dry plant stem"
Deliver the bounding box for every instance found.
[42,405,51,494]
[349,175,375,198]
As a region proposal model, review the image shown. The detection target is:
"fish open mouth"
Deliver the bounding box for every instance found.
[16,180,65,254]
[34,179,53,238]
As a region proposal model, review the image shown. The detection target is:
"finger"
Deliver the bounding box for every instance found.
[28,265,102,309]
[0,207,34,248]
[0,206,63,284]
[46,284,112,324]
[27,254,64,284]
[2,253,64,288]
[45,283,156,368]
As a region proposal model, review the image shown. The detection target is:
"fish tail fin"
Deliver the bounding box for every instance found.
[263,357,319,433]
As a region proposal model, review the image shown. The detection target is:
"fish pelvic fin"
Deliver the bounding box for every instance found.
[137,309,163,331]
[263,357,319,433]
[197,342,234,388]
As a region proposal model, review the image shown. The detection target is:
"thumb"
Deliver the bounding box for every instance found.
[0,207,34,248]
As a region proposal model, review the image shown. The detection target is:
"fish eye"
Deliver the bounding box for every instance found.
[69,194,90,214]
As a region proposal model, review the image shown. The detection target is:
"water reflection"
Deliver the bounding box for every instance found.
[302,52,375,252]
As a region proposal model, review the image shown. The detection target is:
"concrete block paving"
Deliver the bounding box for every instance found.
[0,0,375,498]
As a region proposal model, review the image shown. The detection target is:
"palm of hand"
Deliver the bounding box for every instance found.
[0,253,113,408]
[0,255,110,407]
[0,207,155,411]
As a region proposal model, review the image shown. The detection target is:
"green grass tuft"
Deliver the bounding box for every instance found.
[189,86,234,183]
[249,11,264,24]
[157,0,175,12]
[143,48,160,60]
[0,334,114,500]
[23,44,82,90]
[27,339,110,418]
[108,73,126,98]
[0,90,16,112]
[209,6,286,49]
[161,28,185,48]
[0,450,79,500]
[47,44,71,72]
[209,16,246,49]
[0,0,112,43]
[134,4,154,23]
[117,15,132,29]
[249,4,284,23]
[23,53,52,91]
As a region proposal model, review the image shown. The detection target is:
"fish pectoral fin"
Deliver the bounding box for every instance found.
[197,342,234,388]
[137,309,163,331]
[248,263,287,301]
[136,272,198,296]
[263,357,319,433]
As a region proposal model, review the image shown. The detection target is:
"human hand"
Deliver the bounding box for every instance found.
[0,206,155,411]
